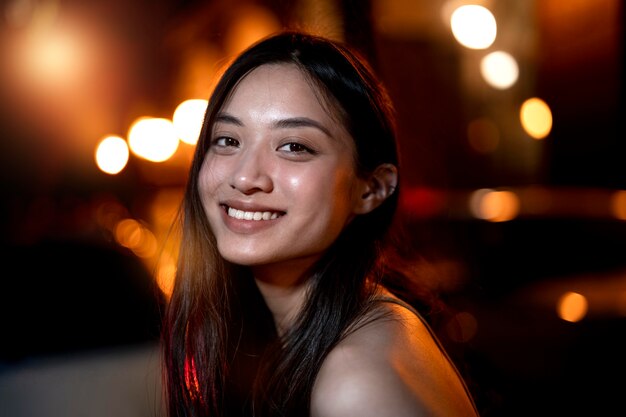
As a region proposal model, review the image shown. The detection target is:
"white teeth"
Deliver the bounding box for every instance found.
[227,206,280,221]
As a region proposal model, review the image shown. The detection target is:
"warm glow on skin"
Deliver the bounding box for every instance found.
[198,64,366,284]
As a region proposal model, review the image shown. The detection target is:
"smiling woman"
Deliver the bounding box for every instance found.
[200,64,375,271]
[161,30,480,417]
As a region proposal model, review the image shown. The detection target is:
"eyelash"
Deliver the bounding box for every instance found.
[210,136,318,157]
[277,142,316,155]
[212,136,239,148]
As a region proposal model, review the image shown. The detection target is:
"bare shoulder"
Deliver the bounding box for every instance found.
[310,298,479,417]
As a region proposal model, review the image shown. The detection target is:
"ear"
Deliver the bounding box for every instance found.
[353,163,398,215]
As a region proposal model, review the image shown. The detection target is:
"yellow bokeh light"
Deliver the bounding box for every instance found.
[557,291,588,322]
[95,135,129,175]
[127,117,179,162]
[173,99,208,145]
[520,97,553,139]
[114,218,158,259]
[450,5,497,50]
[470,189,519,222]
[115,218,143,249]
[131,228,158,259]
[13,0,88,93]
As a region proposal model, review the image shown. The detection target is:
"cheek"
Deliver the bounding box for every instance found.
[198,159,225,194]
[279,169,326,215]
[281,161,356,192]
[286,173,302,189]
[286,165,359,214]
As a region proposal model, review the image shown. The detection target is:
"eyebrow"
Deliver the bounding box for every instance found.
[215,113,243,126]
[273,117,332,138]
[215,113,332,138]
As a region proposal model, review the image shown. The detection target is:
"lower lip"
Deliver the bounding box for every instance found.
[220,209,281,234]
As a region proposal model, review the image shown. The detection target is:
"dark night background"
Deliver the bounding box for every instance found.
[0,1,624,416]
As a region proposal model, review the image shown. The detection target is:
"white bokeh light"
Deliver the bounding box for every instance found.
[450,5,497,50]
[480,51,519,89]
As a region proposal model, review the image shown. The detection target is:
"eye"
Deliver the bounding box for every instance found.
[212,136,239,148]
[277,142,315,155]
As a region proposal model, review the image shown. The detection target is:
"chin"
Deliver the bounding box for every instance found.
[218,247,266,266]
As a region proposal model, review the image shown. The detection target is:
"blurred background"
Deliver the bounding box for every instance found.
[0,0,623,416]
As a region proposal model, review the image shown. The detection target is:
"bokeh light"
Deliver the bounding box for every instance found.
[557,291,588,322]
[469,188,520,222]
[450,5,497,50]
[173,99,208,145]
[480,50,519,89]
[95,135,129,175]
[114,218,158,259]
[520,97,553,139]
[128,117,179,162]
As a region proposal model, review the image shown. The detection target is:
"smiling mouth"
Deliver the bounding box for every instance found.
[223,205,285,221]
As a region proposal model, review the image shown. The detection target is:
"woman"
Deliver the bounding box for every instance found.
[161,30,479,417]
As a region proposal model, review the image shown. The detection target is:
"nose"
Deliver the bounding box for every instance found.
[229,147,273,194]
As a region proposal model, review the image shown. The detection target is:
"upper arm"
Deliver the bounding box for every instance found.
[310,305,478,417]
[310,345,429,417]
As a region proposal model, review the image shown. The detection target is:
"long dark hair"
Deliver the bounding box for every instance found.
[161,30,435,417]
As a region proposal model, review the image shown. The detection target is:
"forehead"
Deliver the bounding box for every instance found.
[221,63,342,124]
[234,63,316,98]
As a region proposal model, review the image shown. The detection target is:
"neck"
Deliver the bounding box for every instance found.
[252,257,317,335]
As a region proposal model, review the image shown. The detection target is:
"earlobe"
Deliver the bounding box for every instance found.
[354,163,398,214]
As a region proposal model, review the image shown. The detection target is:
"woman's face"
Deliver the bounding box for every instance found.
[198,63,368,275]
